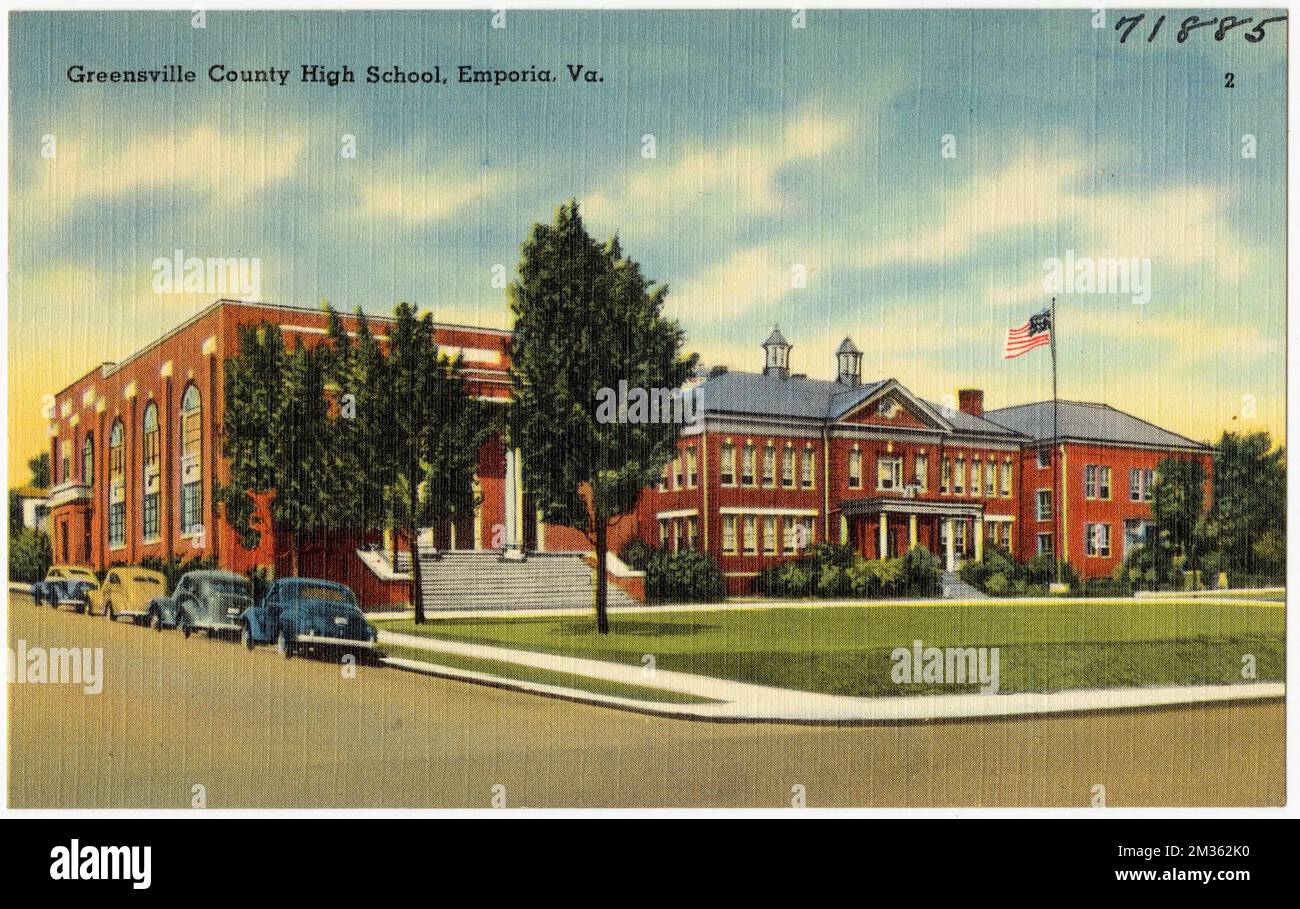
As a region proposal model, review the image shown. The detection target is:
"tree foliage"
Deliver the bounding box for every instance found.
[508,201,696,632]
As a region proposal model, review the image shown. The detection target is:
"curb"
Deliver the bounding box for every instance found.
[380,653,1285,726]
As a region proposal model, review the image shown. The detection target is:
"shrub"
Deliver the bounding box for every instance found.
[619,542,725,604]
[9,528,52,583]
[901,545,943,596]
[984,571,1010,596]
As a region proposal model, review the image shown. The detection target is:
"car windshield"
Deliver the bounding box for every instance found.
[202,578,251,596]
[285,584,355,607]
[132,575,161,586]
[67,569,95,580]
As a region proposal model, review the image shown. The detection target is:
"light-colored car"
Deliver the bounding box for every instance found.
[87,567,168,622]
[31,565,100,612]
[148,570,254,637]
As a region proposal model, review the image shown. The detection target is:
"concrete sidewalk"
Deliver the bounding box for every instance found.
[378,629,1285,724]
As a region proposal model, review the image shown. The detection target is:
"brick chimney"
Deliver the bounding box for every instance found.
[958,388,984,418]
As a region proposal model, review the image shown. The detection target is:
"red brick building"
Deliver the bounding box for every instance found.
[633,328,1214,592]
[42,299,627,607]
[41,302,1212,604]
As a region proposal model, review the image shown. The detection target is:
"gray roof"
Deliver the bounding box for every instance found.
[921,401,1024,438]
[983,400,1211,450]
[697,369,884,420]
[763,326,790,348]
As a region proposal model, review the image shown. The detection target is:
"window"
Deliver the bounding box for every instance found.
[801,448,814,488]
[971,458,982,498]
[686,516,698,550]
[742,443,756,486]
[848,448,862,489]
[659,519,669,547]
[1000,461,1012,497]
[877,456,903,491]
[1036,489,1052,521]
[672,453,683,490]
[940,457,951,494]
[142,402,161,541]
[782,518,797,554]
[61,439,72,486]
[1085,522,1112,557]
[1036,532,1053,556]
[658,463,669,492]
[743,516,757,554]
[915,454,928,491]
[1098,466,1111,500]
[1130,468,1154,502]
[1037,446,1051,469]
[763,517,777,554]
[722,515,738,554]
[82,434,94,485]
[1084,464,1097,499]
[800,517,815,550]
[686,447,698,488]
[984,461,995,497]
[720,443,735,486]
[762,445,775,487]
[180,384,203,535]
[673,519,683,553]
[781,447,795,488]
[108,420,125,549]
[954,457,965,495]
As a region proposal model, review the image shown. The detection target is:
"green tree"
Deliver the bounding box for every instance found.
[1202,431,1286,580]
[9,527,52,582]
[221,322,286,550]
[28,453,51,488]
[508,201,696,633]
[274,338,335,576]
[385,303,484,623]
[1151,455,1207,566]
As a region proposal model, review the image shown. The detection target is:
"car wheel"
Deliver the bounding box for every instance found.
[276,629,293,659]
[241,624,255,651]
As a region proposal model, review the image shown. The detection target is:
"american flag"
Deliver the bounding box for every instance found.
[1003,308,1052,359]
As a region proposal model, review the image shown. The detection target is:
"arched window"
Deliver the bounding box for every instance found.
[142,402,160,540]
[179,385,203,535]
[108,420,125,548]
[82,434,94,486]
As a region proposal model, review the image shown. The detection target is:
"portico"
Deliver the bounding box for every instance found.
[840,497,986,571]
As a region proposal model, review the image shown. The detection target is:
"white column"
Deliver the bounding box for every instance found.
[503,448,516,549]
[945,517,955,571]
[974,517,983,562]
[878,512,888,559]
[908,514,918,549]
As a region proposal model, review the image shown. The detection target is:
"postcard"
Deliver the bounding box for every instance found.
[5,7,1286,817]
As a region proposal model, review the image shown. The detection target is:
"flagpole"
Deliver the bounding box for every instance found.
[1050,295,1060,587]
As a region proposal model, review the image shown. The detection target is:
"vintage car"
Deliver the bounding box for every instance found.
[240,578,378,659]
[86,567,167,622]
[146,570,255,637]
[31,565,100,612]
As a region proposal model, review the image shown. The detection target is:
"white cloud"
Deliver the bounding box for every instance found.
[667,245,808,321]
[33,125,304,217]
[356,169,505,225]
[584,105,853,232]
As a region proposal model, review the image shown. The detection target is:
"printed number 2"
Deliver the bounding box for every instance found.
[1225,72,1235,88]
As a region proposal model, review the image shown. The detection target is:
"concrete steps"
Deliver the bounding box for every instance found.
[941,571,989,600]
[416,549,640,611]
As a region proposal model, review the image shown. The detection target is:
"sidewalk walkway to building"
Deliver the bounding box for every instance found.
[378,629,1284,724]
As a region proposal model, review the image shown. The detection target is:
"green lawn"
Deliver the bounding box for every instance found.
[380,643,717,705]
[378,600,1285,697]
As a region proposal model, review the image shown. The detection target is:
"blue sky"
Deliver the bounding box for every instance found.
[8,9,1286,481]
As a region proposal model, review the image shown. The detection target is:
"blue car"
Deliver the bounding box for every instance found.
[240,578,378,659]
[31,565,100,612]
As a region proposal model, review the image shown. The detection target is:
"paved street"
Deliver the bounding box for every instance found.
[7,593,1285,808]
